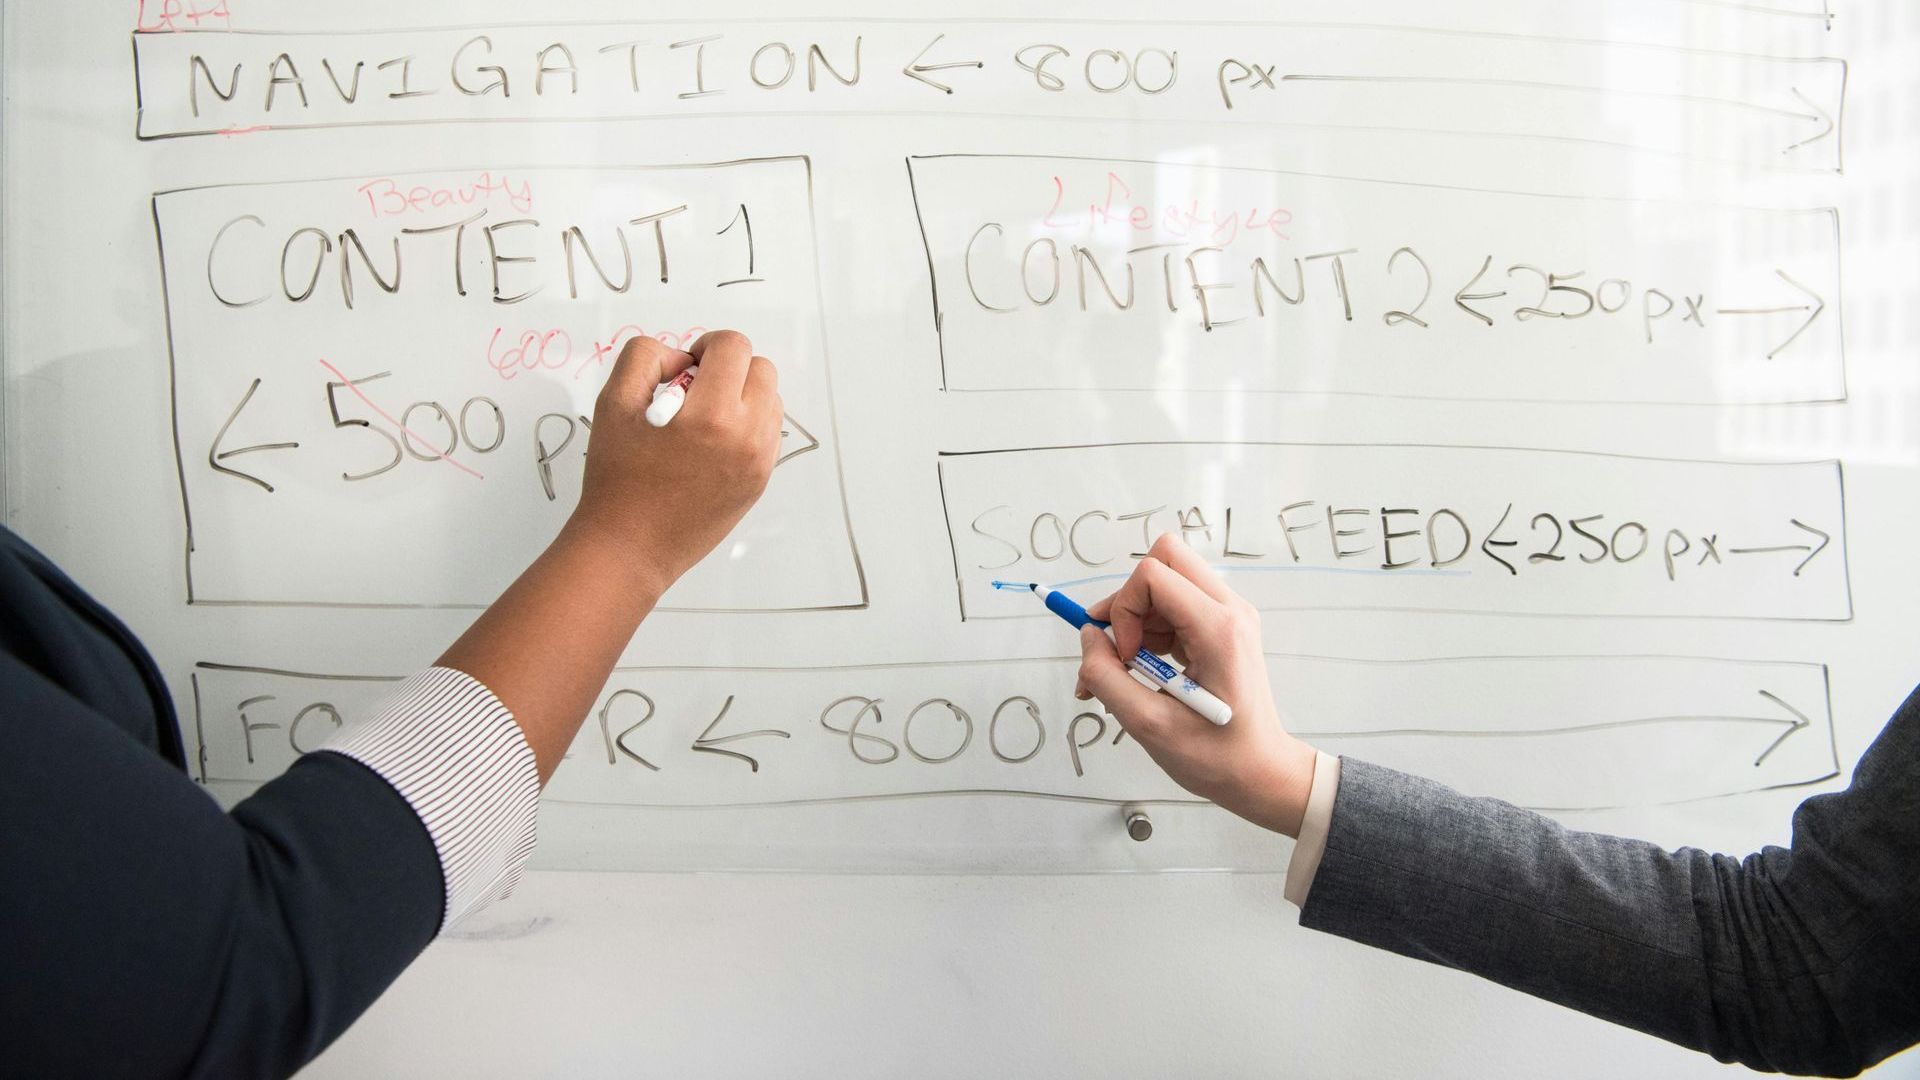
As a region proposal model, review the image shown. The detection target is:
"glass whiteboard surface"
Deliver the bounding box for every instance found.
[4,0,1916,882]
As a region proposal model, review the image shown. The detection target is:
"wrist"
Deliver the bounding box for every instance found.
[1242,734,1319,838]
[553,511,677,606]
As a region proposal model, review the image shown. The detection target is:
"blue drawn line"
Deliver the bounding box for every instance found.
[996,564,1473,594]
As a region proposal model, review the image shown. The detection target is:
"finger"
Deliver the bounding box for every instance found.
[1092,593,1177,655]
[1087,594,1173,638]
[745,355,780,408]
[685,329,753,411]
[1106,557,1227,661]
[1141,627,1180,657]
[759,396,786,471]
[1146,532,1236,604]
[602,336,688,405]
[1078,626,1173,736]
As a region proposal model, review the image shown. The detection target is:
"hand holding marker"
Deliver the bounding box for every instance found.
[1022,583,1233,726]
[649,365,1224,729]
[645,364,700,426]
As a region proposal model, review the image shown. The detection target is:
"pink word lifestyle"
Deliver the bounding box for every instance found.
[1043,172,1292,246]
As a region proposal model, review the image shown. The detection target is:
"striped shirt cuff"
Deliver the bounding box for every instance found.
[319,667,540,932]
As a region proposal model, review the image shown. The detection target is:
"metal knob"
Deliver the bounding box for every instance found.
[1123,804,1153,842]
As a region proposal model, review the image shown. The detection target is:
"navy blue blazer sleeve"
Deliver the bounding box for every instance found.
[0,650,444,1079]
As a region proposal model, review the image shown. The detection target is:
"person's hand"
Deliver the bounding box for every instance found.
[565,330,782,596]
[1074,533,1319,837]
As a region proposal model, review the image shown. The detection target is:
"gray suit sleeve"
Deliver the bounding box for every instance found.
[1299,687,1920,1078]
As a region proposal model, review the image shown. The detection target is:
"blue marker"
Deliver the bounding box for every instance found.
[1023,584,1233,726]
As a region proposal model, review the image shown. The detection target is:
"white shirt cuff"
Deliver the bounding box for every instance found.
[1283,751,1342,909]
[318,667,540,932]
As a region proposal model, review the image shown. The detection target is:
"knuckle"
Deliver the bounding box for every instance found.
[619,335,665,366]
[683,410,724,438]
[1118,708,1163,742]
[708,328,752,353]
[595,382,631,415]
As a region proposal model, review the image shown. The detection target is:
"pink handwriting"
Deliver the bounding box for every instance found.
[359,171,535,220]
[1044,172,1292,245]
[486,325,709,383]
[135,0,232,31]
[317,358,484,480]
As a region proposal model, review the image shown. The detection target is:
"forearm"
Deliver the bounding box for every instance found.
[1299,758,1910,1076]
[437,518,667,783]
[1301,761,1707,1041]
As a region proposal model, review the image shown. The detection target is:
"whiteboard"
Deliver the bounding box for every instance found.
[6,0,1918,1076]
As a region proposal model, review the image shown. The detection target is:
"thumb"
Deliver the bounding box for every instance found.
[1077,626,1170,738]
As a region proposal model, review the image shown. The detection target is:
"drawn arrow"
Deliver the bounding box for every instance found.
[1282,73,1837,151]
[1728,519,1831,577]
[1781,87,1835,155]
[1453,255,1505,327]
[690,695,791,773]
[1714,269,1826,360]
[777,412,821,467]
[1297,688,1816,769]
[1750,689,1814,767]
[209,378,299,493]
[902,33,983,94]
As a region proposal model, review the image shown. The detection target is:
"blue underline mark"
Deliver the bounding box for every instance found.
[996,563,1473,593]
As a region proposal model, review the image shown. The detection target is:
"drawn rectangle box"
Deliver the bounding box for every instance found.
[938,442,1851,622]
[195,654,1836,823]
[154,160,864,611]
[131,24,1844,173]
[908,154,1844,405]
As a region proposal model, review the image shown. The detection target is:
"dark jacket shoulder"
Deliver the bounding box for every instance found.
[0,526,183,767]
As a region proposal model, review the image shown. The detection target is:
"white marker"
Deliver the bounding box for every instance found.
[644,364,700,426]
